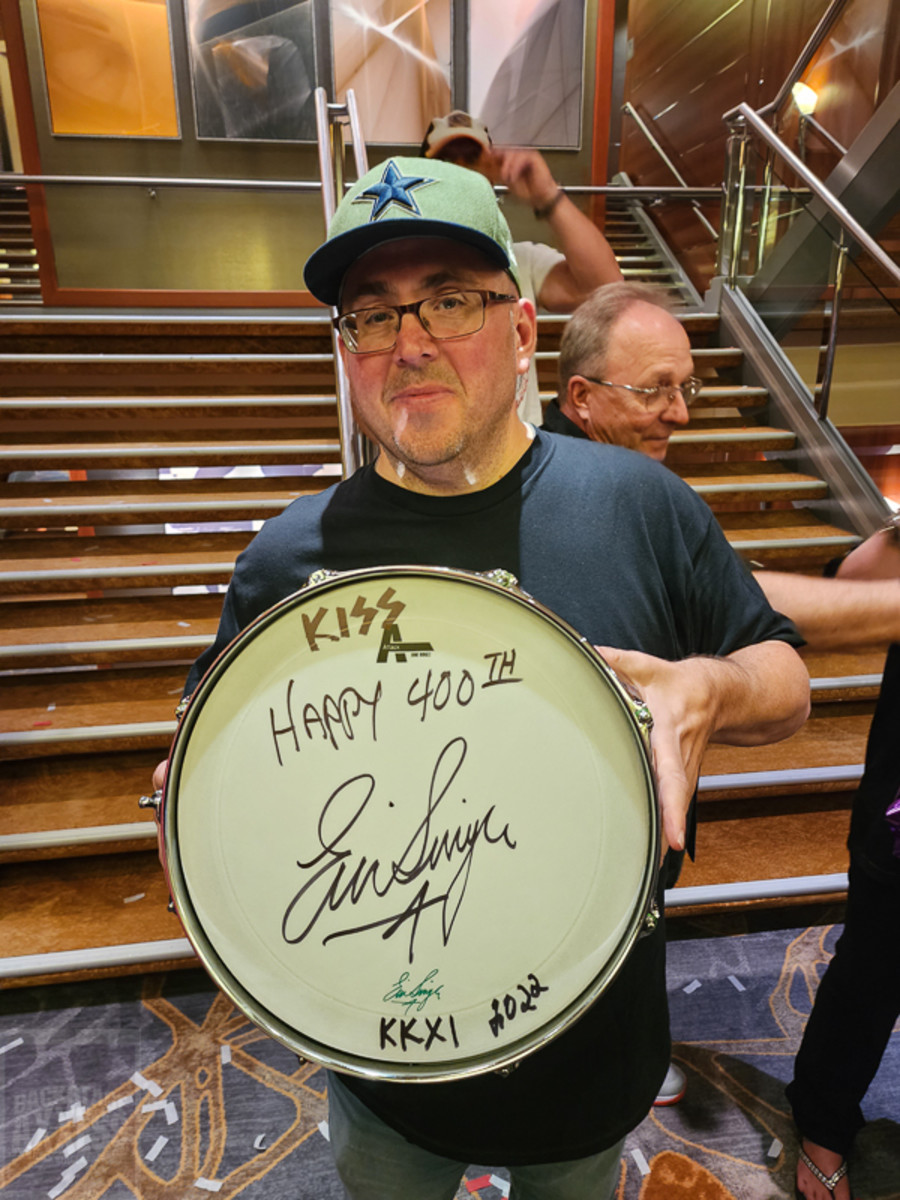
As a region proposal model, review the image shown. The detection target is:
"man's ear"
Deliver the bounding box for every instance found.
[513,297,537,374]
[567,376,592,419]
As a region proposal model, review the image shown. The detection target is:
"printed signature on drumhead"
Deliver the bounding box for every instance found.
[280,736,517,964]
[383,968,444,1014]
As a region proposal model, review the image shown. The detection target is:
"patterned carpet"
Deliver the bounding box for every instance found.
[0,923,897,1199]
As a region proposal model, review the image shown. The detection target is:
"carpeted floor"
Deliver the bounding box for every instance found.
[0,923,897,1199]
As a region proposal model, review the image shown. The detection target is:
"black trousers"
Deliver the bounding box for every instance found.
[786,861,900,1156]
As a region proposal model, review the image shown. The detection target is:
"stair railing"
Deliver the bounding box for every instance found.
[620,101,719,242]
[719,101,900,421]
[314,86,371,477]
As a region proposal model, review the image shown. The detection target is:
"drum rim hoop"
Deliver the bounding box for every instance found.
[163,564,661,1081]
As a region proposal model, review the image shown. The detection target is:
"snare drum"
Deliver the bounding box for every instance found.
[161,566,659,1083]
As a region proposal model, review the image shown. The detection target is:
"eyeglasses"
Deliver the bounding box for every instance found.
[334,289,517,354]
[581,374,704,409]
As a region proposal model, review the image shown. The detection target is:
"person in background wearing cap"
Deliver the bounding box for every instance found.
[152,158,809,1199]
[554,281,900,1200]
[421,110,624,426]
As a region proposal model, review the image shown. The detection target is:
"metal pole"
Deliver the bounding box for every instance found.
[816,236,848,421]
[313,86,368,476]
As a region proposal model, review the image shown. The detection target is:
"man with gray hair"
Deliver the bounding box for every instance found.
[544,282,696,462]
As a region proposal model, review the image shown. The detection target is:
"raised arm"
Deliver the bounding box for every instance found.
[598,640,810,855]
[494,148,623,310]
[753,525,900,650]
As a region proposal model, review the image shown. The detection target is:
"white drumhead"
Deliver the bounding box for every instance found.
[164,567,658,1081]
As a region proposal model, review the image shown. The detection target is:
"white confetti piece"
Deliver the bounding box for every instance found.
[123,893,145,904]
[47,704,57,712]
[194,1179,223,1192]
[0,1037,24,1055]
[48,1155,88,1198]
[768,1138,783,1159]
[64,1136,91,1157]
[57,1104,85,1125]
[107,1096,134,1113]
[25,1128,46,1153]
[630,1147,651,1176]
[177,621,191,628]
[164,1102,178,1125]
[131,1072,163,1097]
[253,1134,268,1152]
[146,1136,168,1163]
[728,974,746,992]
[317,1120,330,1141]
[220,1045,232,1064]
[683,979,702,994]
[142,1101,166,1114]
[489,1174,510,1196]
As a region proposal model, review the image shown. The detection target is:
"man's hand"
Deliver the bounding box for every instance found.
[152,759,168,793]
[493,148,559,211]
[596,642,809,857]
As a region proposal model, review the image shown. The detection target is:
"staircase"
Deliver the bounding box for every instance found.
[0,312,342,985]
[0,185,41,306]
[0,199,885,984]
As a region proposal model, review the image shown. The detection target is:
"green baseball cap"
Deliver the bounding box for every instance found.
[304,156,521,306]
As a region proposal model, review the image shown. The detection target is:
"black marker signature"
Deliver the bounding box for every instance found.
[281,737,516,963]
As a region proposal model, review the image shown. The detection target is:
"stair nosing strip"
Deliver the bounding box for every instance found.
[698,763,865,789]
[0,939,196,979]
[0,821,156,852]
[0,721,177,746]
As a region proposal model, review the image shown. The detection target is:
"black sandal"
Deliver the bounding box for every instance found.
[796,1146,849,1198]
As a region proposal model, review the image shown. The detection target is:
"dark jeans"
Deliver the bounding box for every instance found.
[786,862,900,1156]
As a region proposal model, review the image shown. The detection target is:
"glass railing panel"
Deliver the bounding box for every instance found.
[727,134,900,420]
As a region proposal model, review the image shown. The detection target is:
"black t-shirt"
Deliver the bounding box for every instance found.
[183,432,800,1163]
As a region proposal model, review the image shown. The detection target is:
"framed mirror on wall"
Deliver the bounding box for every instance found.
[469,0,586,149]
[185,0,318,141]
[34,0,180,137]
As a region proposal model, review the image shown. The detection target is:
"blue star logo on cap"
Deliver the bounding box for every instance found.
[356,160,432,222]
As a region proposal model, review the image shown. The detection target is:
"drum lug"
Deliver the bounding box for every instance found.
[641,901,661,936]
[480,567,521,592]
[493,1061,520,1078]
[631,701,653,732]
[307,568,341,587]
[139,789,162,822]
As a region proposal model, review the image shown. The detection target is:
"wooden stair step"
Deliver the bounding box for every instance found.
[0,530,249,593]
[690,385,767,407]
[0,475,326,528]
[668,422,796,451]
[717,509,858,551]
[0,394,338,419]
[0,593,222,668]
[0,851,194,986]
[0,663,182,759]
[675,461,828,502]
[673,792,852,901]
[0,750,162,862]
[0,435,342,471]
[700,704,873,795]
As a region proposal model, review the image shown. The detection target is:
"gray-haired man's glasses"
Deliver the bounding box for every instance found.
[581,374,704,409]
[334,289,517,354]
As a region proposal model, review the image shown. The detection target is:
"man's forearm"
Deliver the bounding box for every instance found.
[755,570,900,651]
[705,640,811,745]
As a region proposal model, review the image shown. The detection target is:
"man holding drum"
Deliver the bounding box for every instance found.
[154,159,809,1199]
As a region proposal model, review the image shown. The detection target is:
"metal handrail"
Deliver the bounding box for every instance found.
[0,172,725,200]
[723,102,900,288]
[621,102,719,239]
[757,0,851,121]
[313,87,370,476]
